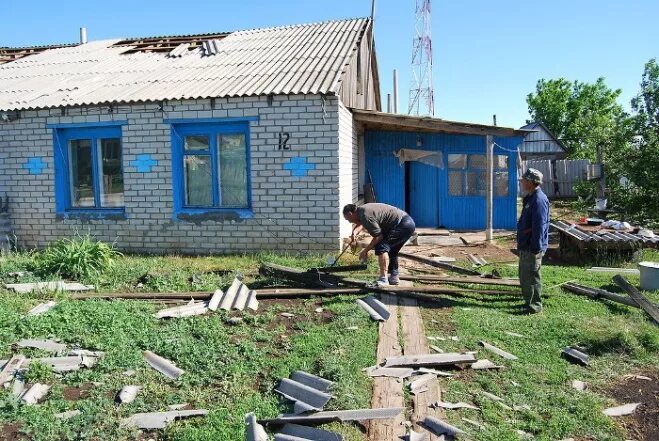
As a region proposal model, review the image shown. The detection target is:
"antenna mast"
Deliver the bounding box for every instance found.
[408,0,434,116]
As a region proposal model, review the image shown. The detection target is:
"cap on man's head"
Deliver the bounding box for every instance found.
[520,168,543,185]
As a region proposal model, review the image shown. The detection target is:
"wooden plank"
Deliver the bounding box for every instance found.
[397,274,520,287]
[310,264,368,273]
[368,294,405,441]
[398,296,443,440]
[613,276,659,325]
[562,283,640,308]
[399,252,482,276]
[71,288,367,301]
[259,263,340,288]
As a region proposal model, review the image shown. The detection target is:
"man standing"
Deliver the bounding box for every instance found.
[517,168,550,313]
[343,203,416,286]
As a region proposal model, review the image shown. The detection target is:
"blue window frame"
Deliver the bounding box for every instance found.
[171,120,252,219]
[53,123,126,218]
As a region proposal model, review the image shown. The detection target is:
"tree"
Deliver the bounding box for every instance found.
[526,78,627,160]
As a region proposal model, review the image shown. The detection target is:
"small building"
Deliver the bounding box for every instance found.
[0,18,526,254]
[518,121,568,161]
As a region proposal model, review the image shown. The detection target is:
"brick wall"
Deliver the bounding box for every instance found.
[0,94,349,254]
[337,102,359,238]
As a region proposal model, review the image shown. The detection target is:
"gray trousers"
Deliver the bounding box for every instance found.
[518,250,544,312]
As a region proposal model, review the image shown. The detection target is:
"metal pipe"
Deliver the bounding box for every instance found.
[486,135,494,241]
[79,27,87,44]
[386,93,391,113]
[393,69,399,113]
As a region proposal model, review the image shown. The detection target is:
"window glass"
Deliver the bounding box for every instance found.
[448,154,467,169]
[465,171,486,196]
[69,139,95,207]
[469,154,486,169]
[448,171,463,196]
[495,171,509,197]
[495,155,508,169]
[99,138,124,207]
[185,135,209,151]
[218,134,248,208]
[184,155,212,206]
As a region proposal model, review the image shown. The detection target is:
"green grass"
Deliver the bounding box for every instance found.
[420,249,659,441]
[0,253,377,441]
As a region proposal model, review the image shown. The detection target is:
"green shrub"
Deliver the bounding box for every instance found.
[35,235,121,280]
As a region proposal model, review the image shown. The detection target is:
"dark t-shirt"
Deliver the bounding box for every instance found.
[357,203,406,237]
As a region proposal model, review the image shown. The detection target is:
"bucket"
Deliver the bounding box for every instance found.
[639,261,659,291]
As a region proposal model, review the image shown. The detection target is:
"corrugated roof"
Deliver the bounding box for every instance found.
[0,18,370,111]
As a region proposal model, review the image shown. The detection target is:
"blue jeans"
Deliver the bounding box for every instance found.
[375,215,416,276]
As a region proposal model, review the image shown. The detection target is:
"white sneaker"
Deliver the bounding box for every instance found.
[375,276,389,287]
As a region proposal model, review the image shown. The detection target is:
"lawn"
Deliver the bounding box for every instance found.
[0,253,378,441]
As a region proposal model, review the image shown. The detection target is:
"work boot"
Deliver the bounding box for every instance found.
[388,274,400,285]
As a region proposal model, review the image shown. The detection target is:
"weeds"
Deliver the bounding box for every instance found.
[34,235,121,281]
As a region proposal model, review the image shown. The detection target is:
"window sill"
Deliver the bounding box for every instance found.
[173,208,253,223]
[56,209,127,221]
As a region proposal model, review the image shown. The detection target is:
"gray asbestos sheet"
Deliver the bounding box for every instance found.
[7,282,93,294]
[275,373,333,414]
[0,354,101,374]
[479,341,518,360]
[20,383,50,405]
[259,407,405,425]
[290,371,334,392]
[275,423,343,441]
[356,295,390,321]
[26,301,57,316]
[245,412,268,441]
[16,339,67,353]
[383,353,476,368]
[215,278,259,311]
[155,301,209,319]
[143,350,184,380]
[422,416,467,437]
[364,366,415,379]
[121,409,208,429]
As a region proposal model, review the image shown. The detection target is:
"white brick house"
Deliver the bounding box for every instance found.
[0,19,378,253]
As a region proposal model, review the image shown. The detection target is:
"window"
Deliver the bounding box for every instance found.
[447,153,509,197]
[172,121,250,216]
[54,124,125,215]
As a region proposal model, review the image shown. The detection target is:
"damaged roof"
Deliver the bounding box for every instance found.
[0,18,371,111]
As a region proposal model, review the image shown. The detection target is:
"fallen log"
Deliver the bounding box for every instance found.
[562,283,640,309]
[613,275,659,325]
[398,252,482,276]
[396,274,520,287]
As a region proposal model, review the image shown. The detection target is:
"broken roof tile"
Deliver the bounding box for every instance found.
[245,412,268,441]
[121,409,208,429]
[143,351,184,380]
[383,353,476,368]
[275,372,334,414]
[274,423,343,441]
[356,295,390,321]
[15,339,67,353]
[259,407,404,425]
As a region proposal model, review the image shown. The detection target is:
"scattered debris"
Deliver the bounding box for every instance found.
[479,341,518,360]
[143,351,184,380]
[309,264,368,274]
[245,412,268,441]
[586,267,640,274]
[1,354,103,374]
[12,377,25,397]
[346,326,359,331]
[216,278,259,311]
[432,401,479,411]
[429,345,443,353]
[383,353,476,368]
[54,410,81,420]
[461,417,485,429]
[123,369,136,377]
[415,236,463,246]
[0,355,26,384]
[421,416,467,437]
[602,402,641,417]
[121,409,208,429]
[416,367,454,377]
[20,383,50,405]
[467,254,488,266]
[259,407,405,425]
[513,404,532,412]
[26,301,57,317]
[274,423,343,441]
[226,317,244,325]
[399,274,520,287]
[8,271,26,278]
[623,374,652,381]
[281,313,295,318]
[431,256,456,263]
[504,331,524,338]
[426,336,445,341]
[572,380,587,391]
[275,371,334,414]
[315,307,324,313]
[364,366,414,379]
[471,359,504,370]
[154,301,209,319]
[561,346,590,366]
[613,275,659,325]
[399,252,482,276]
[563,282,640,308]
[407,429,428,441]
[516,429,534,439]
[481,391,512,410]
[7,281,93,294]
[407,373,436,395]
[208,288,225,311]
[356,295,390,321]
[117,385,141,404]
[15,339,67,353]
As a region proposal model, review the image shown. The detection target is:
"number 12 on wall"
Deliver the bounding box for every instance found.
[278,132,291,150]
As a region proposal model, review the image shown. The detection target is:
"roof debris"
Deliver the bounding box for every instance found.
[117,385,141,404]
[20,383,50,405]
[217,278,259,311]
[26,301,57,317]
[407,429,428,441]
[602,402,641,417]
[479,341,518,360]
[245,412,268,441]
[421,416,467,437]
[480,391,512,410]
[471,359,504,370]
[7,282,93,294]
[121,409,209,429]
[407,373,436,395]
[143,351,184,380]
[431,401,479,411]
[275,371,334,414]
[155,300,209,319]
[364,366,415,378]
[0,355,26,385]
[15,339,67,353]
[561,346,590,366]
[571,380,587,391]
[54,410,81,420]
[274,423,343,441]
[383,353,476,368]
[356,295,391,321]
[259,407,405,425]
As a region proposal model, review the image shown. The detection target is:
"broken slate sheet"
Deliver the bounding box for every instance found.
[7,281,93,294]
[20,383,50,405]
[211,278,258,311]
[561,346,590,366]
[143,351,184,380]
[155,300,209,319]
[121,409,208,429]
[383,352,476,368]
[275,371,334,414]
[431,401,479,411]
[407,373,436,395]
[356,295,390,321]
[1,353,103,374]
[274,423,343,441]
[117,385,141,404]
[16,339,67,353]
[26,301,57,317]
[602,403,641,417]
[245,412,268,441]
[258,407,404,425]
[479,341,518,360]
[471,359,504,370]
[422,416,467,437]
[364,366,414,379]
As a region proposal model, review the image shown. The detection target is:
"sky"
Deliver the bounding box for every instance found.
[1,0,657,128]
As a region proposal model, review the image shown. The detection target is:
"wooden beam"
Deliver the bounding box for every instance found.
[307,264,368,273]
[613,276,659,325]
[397,274,520,287]
[260,263,339,288]
[398,252,482,276]
[562,283,640,309]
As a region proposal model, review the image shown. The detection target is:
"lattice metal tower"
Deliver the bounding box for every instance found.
[408,0,435,116]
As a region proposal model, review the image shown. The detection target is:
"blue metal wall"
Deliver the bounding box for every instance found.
[364,130,522,230]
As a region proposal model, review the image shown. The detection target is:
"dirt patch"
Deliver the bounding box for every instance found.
[604,371,659,441]
[0,423,26,441]
[402,241,517,270]
[62,382,94,401]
